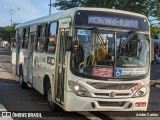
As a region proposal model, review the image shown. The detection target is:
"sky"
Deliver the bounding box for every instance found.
[0,0,59,27]
[0,0,159,27]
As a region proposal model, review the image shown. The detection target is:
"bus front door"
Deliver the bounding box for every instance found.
[27,33,35,86]
[56,29,69,105]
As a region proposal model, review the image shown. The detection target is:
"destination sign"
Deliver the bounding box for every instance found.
[88,16,139,29]
[74,10,149,31]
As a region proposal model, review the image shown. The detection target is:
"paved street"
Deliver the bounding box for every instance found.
[0,48,160,120]
[150,63,160,81]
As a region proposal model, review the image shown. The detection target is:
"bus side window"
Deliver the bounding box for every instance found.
[19,34,23,49]
[36,24,46,52]
[46,22,58,54]
[24,28,29,49]
[21,28,29,49]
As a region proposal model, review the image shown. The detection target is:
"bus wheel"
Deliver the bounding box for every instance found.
[47,84,56,110]
[19,70,26,88]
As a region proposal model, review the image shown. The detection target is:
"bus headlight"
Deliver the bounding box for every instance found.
[133,86,147,98]
[69,81,91,97]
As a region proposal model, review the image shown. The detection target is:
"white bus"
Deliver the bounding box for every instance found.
[11,7,151,111]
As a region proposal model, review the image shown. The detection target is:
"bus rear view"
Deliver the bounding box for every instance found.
[65,8,150,111]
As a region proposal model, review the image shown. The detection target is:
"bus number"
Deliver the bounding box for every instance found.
[131,83,142,93]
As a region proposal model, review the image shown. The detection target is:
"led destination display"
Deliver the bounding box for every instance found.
[74,10,149,31]
[88,16,139,29]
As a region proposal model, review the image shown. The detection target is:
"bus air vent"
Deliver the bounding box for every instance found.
[86,82,137,90]
[98,101,126,107]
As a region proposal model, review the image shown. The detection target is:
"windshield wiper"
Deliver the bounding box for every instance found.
[93,27,106,49]
[122,30,136,48]
[126,30,136,44]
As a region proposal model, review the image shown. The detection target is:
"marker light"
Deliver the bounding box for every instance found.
[135,102,146,107]
[69,81,91,97]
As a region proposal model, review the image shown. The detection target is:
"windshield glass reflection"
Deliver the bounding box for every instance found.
[71,28,149,78]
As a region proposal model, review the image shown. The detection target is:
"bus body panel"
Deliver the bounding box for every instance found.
[64,91,149,111]
[63,59,150,111]
[19,49,28,82]
[32,52,44,93]
[11,48,17,74]
[43,53,56,96]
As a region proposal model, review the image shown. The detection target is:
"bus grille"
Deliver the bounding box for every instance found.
[94,93,130,97]
[86,82,137,90]
[98,101,126,107]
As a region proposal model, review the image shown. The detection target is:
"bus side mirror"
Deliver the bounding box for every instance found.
[65,36,72,51]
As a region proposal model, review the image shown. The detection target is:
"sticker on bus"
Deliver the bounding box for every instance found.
[122,68,146,75]
[115,69,122,76]
[115,68,146,76]
[92,67,113,77]
[77,29,91,35]
[131,83,142,93]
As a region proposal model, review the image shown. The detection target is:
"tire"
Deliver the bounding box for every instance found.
[46,83,56,110]
[19,69,26,88]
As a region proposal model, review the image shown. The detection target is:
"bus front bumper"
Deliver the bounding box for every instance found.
[64,92,149,111]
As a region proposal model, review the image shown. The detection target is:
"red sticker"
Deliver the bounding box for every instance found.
[131,83,142,93]
[92,67,113,77]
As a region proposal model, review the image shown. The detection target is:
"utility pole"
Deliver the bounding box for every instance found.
[48,0,53,15]
[3,7,20,27]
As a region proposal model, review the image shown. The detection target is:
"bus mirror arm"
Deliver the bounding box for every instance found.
[65,36,72,51]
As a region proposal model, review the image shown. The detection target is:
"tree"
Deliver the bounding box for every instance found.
[0,26,15,43]
[156,2,160,23]
[150,25,160,39]
[0,23,17,41]
[53,0,158,17]
[53,0,86,10]
[156,1,160,17]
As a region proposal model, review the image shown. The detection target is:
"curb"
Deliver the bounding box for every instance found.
[0,104,7,111]
[0,104,13,120]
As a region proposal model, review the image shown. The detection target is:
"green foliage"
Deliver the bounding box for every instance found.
[157,3,160,18]
[0,26,15,42]
[53,0,158,17]
[150,25,160,39]
[54,0,86,10]
[0,23,19,43]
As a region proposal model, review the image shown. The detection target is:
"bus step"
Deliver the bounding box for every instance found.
[27,83,32,88]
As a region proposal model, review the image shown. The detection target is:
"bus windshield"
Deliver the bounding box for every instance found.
[71,28,149,79]
[115,32,149,78]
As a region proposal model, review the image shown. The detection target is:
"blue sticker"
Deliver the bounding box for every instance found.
[115,69,122,76]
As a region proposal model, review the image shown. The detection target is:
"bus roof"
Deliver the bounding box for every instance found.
[16,7,148,29]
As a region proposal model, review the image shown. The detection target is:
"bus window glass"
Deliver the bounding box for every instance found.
[37,25,46,52]
[47,22,57,54]
[72,28,114,78]
[20,34,23,48]
[115,32,149,77]
[72,28,149,78]
[23,28,29,49]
